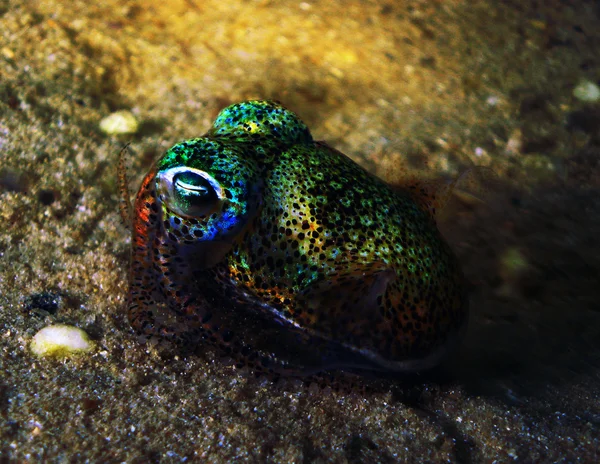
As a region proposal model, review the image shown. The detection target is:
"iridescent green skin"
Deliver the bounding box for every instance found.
[127,100,467,376]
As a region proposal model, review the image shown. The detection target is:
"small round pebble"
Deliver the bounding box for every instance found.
[572,79,600,103]
[499,246,529,278]
[30,324,95,358]
[99,110,139,135]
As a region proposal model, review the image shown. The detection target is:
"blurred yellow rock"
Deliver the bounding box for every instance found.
[99,110,139,135]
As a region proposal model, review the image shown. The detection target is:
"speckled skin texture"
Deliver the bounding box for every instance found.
[127,100,467,376]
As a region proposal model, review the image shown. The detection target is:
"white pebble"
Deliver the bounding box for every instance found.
[30,324,95,358]
[573,79,600,102]
[99,110,139,135]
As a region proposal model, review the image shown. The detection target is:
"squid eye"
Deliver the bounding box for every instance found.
[174,171,213,196]
[173,171,218,216]
[159,168,223,217]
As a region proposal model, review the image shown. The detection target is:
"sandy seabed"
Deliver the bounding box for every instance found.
[1,0,599,462]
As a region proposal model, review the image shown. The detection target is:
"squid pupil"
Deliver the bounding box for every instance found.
[173,172,217,209]
[175,173,210,195]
